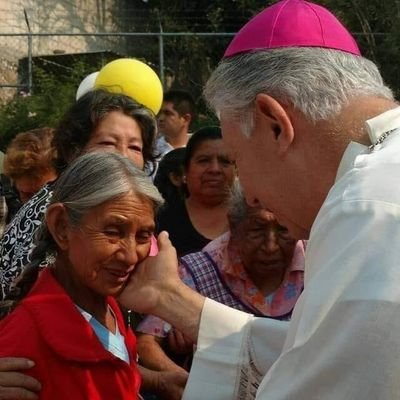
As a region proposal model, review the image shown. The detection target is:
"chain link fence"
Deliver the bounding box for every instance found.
[0,32,234,103]
[0,30,397,106]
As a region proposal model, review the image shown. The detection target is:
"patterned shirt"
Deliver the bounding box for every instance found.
[137,232,305,337]
[0,183,54,300]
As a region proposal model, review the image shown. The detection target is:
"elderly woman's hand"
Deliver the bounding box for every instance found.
[119,231,181,315]
[168,329,194,356]
[156,370,188,400]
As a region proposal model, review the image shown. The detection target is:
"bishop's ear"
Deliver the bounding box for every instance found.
[254,93,295,156]
[46,203,71,251]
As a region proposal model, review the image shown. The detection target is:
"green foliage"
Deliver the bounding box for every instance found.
[320,0,400,98]
[0,62,92,151]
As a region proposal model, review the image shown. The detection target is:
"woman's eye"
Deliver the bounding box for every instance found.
[104,227,120,237]
[129,145,143,153]
[220,158,233,167]
[278,227,292,239]
[137,231,152,243]
[99,141,115,147]
[249,229,264,238]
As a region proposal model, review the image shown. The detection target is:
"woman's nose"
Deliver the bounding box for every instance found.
[261,231,280,253]
[117,145,130,159]
[116,238,140,266]
[208,158,222,172]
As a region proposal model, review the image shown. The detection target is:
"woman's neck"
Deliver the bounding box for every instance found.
[185,197,229,240]
[246,267,286,297]
[51,261,115,332]
[185,194,227,210]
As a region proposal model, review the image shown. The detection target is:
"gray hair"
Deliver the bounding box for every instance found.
[51,151,164,226]
[205,47,394,134]
[227,180,252,228]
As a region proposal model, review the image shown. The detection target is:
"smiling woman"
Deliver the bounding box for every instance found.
[0,152,163,400]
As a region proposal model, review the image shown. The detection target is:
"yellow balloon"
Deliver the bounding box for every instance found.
[94,58,163,115]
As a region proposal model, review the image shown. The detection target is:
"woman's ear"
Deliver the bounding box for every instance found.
[254,93,295,157]
[46,203,70,251]
[169,172,183,187]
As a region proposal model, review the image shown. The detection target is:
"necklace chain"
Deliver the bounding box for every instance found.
[368,129,396,150]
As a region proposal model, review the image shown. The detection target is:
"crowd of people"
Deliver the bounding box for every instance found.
[0,0,400,399]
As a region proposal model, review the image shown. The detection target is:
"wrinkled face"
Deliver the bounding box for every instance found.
[157,101,186,138]
[14,170,57,203]
[84,111,145,169]
[64,192,155,298]
[233,208,297,276]
[220,115,309,239]
[185,139,236,203]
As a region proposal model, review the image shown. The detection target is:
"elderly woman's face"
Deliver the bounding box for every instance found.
[234,208,297,277]
[83,110,145,169]
[64,192,155,298]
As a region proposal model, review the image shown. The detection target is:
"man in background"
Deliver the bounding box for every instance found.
[155,90,195,156]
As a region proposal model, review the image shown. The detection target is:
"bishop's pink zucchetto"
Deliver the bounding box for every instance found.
[224,0,360,58]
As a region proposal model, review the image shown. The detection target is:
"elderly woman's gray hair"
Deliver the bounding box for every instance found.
[51,151,163,226]
[228,180,252,228]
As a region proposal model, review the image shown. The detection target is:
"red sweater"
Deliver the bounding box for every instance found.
[0,269,141,400]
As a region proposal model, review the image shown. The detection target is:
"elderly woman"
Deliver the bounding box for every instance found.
[0,89,157,301]
[136,183,305,373]
[0,152,163,399]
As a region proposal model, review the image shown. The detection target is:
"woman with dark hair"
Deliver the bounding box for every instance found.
[53,89,158,174]
[153,147,186,204]
[0,89,157,301]
[156,126,236,256]
[0,152,163,399]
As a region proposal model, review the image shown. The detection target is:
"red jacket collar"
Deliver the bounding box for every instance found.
[20,268,135,363]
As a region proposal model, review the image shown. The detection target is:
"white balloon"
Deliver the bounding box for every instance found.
[75,71,99,100]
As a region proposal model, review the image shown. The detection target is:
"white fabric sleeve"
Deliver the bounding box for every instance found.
[183,298,288,400]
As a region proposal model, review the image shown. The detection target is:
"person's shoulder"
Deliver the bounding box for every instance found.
[0,303,37,350]
[0,305,45,380]
[4,183,53,230]
[0,183,55,298]
[180,250,211,274]
[157,199,186,222]
[154,135,173,156]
